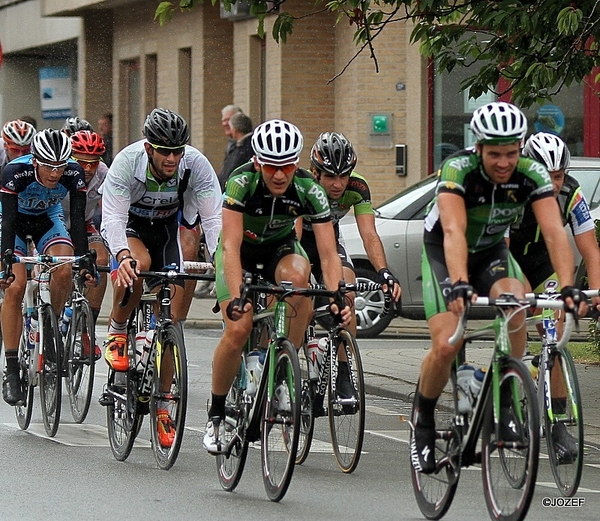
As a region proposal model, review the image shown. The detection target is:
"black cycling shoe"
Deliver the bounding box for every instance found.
[2,371,24,406]
[410,424,437,474]
[552,422,579,464]
[336,374,356,400]
[499,406,525,444]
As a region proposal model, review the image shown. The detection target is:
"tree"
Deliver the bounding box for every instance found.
[155,1,600,108]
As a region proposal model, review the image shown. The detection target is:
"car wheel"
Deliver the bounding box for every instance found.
[354,268,394,338]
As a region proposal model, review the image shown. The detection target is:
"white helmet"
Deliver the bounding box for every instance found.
[31,129,71,162]
[470,101,528,144]
[522,132,570,171]
[251,119,303,166]
[1,120,36,147]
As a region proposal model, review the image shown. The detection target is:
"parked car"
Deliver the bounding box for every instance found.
[341,157,600,337]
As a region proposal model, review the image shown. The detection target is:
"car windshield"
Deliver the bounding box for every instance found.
[375,175,436,219]
[568,168,600,210]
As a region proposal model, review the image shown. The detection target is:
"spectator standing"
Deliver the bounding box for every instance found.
[217,112,254,191]
[98,112,113,166]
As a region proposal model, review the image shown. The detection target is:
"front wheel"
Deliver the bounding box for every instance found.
[328,329,365,473]
[38,305,62,437]
[261,339,301,502]
[482,357,539,521]
[545,347,583,497]
[149,323,188,470]
[66,300,96,423]
[15,322,34,430]
[295,340,315,465]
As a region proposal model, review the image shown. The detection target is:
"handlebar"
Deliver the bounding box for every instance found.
[1,248,98,281]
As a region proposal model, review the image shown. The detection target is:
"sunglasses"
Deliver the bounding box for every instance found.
[35,159,68,171]
[73,157,101,167]
[260,163,298,175]
[150,143,185,157]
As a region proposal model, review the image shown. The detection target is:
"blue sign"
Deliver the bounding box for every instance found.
[534,104,565,135]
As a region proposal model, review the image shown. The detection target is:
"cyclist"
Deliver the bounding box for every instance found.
[62,130,110,360]
[0,129,93,406]
[100,108,222,448]
[203,119,352,453]
[411,102,587,474]
[61,116,93,137]
[1,119,36,170]
[298,131,401,396]
[510,131,600,462]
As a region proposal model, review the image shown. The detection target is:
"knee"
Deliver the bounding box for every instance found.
[430,341,459,366]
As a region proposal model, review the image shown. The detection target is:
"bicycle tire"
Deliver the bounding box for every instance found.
[106,367,142,461]
[410,373,461,520]
[217,370,250,491]
[261,338,301,502]
[295,341,315,465]
[38,305,62,437]
[327,329,365,473]
[149,323,188,470]
[545,347,583,497]
[15,322,34,430]
[482,357,539,521]
[66,299,96,423]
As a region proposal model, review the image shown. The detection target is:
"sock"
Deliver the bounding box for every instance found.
[551,397,568,415]
[108,318,128,335]
[208,394,227,419]
[4,351,18,373]
[415,391,438,428]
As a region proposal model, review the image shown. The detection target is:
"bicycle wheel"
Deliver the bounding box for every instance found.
[66,300,96,423]
[545,347,583,497]
[106,368,142,461]
[38,305,62,437]
[410,374,461,520]
[261,338,301,502]
[295,341,315,465]
[217,370,249,491]
[15,324,34,430]
[149,323,188,470]
[482,357,539,521]
[327,329,365,473]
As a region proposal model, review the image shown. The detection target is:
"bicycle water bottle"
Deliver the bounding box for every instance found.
[469,367,486,403]
[245,350,264,396]
[140,329,155,370]
[456,364,475,414]
[26,312,38,351]
[61,306,73,336]
[307,337,327,380]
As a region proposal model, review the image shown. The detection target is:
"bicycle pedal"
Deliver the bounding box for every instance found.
[98,393,111,407]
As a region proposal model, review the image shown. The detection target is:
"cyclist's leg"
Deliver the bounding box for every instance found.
[85,227,109,324]
[176,223,200,321]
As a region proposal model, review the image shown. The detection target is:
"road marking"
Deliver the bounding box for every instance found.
[3,422,151,448]
[537,482,600,493]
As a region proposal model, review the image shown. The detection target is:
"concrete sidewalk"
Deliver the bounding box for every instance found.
[98,288,600,445]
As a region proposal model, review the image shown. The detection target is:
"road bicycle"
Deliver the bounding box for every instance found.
[410,293,574,521]
[2,248,97,437]
[213,272,308,502]
[62,252,100,424]
[100,261,214,470]
[295,281,385,473]
[524,289,590,497]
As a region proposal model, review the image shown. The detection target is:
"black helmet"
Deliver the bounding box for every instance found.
[143,108,190,147]
[31,129,71,162]
[62,116,93,136]
[310,132,357,175]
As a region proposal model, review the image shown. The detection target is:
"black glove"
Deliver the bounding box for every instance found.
[448,280,474,303]
[226,297,252,321]
[378,268,398,290]
[560,286,585,312]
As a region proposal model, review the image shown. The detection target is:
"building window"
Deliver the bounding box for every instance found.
[119,59,141,145]
[145,54,157,117]
[178,48,192,134]
[249,35,265,123]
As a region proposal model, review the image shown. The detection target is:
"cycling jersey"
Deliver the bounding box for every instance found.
[62,161,108,226]
[223,163,331,245]
[301,171,374,235]
[100,139,222,258]
[0,138,7,168]
[0,154,88,257]
[424,149,554,253]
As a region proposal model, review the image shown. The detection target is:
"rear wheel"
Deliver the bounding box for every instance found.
[149,323,188,470]
[410,373,461,520]
[261,339,301,502]
[328,330,365,473]
[15,321,34,430]
[66,300,96,423]
[217,369,249,491]
[482,358,539,521]
[106,367,142,461]
[545,348,583,497]
[295,340,315,465]
[38,305,61,437]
